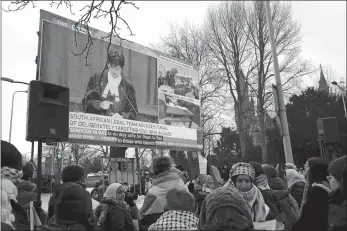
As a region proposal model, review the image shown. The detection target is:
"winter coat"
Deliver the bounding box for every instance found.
[16,180,36,207]
[271,190,299,231]
[139,170,187,231]
[263,165,288,190]
[328,201,346,231]
[192,187,208,216]
[148,210,199,231]
[47,183,94,231]
[288,181,305,208]
[94,198,135,231]
[259,189,279,221]
[291,184,330,231]
[328,188,345,224]
[10,199,30,231]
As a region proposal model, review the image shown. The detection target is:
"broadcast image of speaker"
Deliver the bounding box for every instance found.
[157,59,199,101]
[158,91,201,129]
[82,49,138,120]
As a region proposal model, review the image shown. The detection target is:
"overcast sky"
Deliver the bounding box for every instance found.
[1,1,346,154]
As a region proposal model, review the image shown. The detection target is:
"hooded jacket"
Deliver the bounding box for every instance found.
[262,165,287,190]
[16,180,36,207]
[94,198,135,231]
[140,170,187,231]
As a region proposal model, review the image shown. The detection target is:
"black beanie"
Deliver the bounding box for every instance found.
[249,161,264,177]
[1,140,22,170]
[328,156,346,183]
[307,157,329,183]
[55,182,89,225]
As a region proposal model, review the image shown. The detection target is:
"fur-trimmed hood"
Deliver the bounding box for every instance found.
[17,180,36,192]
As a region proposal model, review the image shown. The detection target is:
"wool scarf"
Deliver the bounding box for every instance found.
[1,167,23,185]
[238,184,269,222]
[255,174,271,190]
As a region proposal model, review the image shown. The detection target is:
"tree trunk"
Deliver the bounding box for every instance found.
[237,112,248,159]
[258,108,268,163]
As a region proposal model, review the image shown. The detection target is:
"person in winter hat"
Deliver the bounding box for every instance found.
[249,162,279,221]
[327,156,346,225]
[140,156,187,231]
[292,157,331,231]
[1,140,23,185]
[262,164,287,190]
[285,168,306,207]
[17,162,36,207]
[148,188,198,231]
[1,140,30,231]
[199,187,254,231]
[38,182,94,231]
[328,168,347,231]
[227,162,269,222]
[94,183,135,231]
[47,165,93,225]
[285,163,298,171]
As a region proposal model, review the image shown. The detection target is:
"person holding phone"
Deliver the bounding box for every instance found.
[82,49,138,120]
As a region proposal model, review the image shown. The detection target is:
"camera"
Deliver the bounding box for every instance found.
[125,192,138,201]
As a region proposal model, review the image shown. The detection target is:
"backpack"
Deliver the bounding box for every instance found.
[272,190,300,230]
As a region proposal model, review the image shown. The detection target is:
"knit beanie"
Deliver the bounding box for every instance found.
[285,163,298,171]
[249,162,264,177]
[307,157,329,183]
[1,140,22,170]
[152,156,174,175]
[230,162,255,181]
[165,188,195,212]
[262,164,278,178]
[55,182,89,224]
[199,187,253,230]
[328,156,346,183]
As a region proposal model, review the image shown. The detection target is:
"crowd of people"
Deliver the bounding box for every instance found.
[1,139,346,231]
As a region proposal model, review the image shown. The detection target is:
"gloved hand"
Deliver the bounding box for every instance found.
[125,193,137,207]
[188,182,195,193]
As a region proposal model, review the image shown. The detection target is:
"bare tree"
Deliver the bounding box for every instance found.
[70,144,95,165]
[158,21,225,155]
[3,0,138,74]
[244,1,313,162]
[204,1,255,158]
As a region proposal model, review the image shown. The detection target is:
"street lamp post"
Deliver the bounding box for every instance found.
[331,81,347,119]
[1,77,29,85]
[9,90,28,143]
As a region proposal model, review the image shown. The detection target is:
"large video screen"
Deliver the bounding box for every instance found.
[38,10,202,151]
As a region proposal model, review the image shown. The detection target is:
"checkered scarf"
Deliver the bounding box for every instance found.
[238,184,269,222]
[1,167,23,185]
[148,210,199,231]
[255,174,271,190]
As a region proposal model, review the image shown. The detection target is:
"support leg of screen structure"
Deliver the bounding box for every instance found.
[121,159,124,184]
[101,158,105,196]
[132,159,136,194]
[35,140,43,214]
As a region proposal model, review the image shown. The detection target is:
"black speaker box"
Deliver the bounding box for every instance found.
[26,81,69,142]
[317,117,340,143]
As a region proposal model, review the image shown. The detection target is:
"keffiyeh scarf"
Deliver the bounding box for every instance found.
[1,178,17,230]
[148,210,199,231]
[1,167,23,185]
[237,184,269,222]
[255,174,271,190]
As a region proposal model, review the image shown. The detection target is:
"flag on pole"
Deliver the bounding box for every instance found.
[30,201,42,230]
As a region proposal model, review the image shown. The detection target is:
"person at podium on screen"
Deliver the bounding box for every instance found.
[82,49,138,120]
